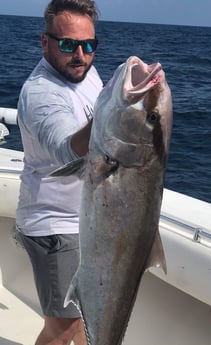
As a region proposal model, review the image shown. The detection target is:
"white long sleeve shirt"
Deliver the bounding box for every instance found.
[16,57,103,236]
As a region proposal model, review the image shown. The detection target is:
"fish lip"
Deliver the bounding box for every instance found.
[123,56,163,102]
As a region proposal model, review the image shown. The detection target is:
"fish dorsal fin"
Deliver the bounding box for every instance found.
[146,230,167,274]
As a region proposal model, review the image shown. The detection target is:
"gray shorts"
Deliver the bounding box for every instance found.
[19,232,81,318]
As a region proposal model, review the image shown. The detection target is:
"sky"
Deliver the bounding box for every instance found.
[0,0,211,27]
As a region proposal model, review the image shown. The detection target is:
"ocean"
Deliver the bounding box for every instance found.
[0,14,210,203]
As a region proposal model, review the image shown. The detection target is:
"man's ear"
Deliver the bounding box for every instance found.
[41,33,48,51]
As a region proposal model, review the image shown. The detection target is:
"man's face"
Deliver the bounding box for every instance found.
[42,11,96,83]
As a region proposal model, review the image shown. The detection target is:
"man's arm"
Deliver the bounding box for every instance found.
[70,119,93,157]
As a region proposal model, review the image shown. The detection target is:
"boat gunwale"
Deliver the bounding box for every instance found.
[160,213,211,248]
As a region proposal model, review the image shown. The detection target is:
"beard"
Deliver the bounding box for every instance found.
[48,55,94,83]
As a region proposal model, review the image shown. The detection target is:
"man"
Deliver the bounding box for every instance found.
[16,0,103,344]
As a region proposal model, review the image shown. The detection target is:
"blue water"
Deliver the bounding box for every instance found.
[0,15,210,203]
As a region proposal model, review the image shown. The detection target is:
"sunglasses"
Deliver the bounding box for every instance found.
[46,32,98,54]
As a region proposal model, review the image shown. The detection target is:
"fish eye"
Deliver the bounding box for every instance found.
[104,155,119,173]
[147,112,159,124]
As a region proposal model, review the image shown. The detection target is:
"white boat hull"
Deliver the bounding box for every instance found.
[1,146,211,345]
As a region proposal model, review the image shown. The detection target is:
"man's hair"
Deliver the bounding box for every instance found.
[44,0,99,28]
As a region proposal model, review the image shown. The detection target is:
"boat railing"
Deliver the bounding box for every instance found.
[0,107,18,144]
[160,213,211,248]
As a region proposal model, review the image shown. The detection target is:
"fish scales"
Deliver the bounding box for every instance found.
[53,56,173,345]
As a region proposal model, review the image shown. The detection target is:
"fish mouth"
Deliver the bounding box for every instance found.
[124,56,162,103]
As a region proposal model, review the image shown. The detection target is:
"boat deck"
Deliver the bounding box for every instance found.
[0,286,43,345]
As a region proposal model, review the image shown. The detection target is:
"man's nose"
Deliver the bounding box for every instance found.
[73,44,84,57]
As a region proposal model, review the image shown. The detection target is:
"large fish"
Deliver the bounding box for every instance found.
[52,56,173,345]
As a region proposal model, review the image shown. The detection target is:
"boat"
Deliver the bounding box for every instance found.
[0,107,211,345]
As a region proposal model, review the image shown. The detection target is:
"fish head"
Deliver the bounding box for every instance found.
[91,56,173,170]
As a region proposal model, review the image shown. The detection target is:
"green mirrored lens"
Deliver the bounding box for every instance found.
[83,41,94,53]
[59,39,97,53]
[46,33,98,54]
[59,39,75,53]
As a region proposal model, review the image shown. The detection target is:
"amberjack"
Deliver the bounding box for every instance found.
[52,56,173,345]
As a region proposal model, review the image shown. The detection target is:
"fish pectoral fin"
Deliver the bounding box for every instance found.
[49,158,85,177]
[146,230,167,274]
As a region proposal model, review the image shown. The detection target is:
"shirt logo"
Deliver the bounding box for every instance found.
[84,105,94,122]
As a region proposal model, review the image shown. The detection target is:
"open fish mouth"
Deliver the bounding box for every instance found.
[124,56,162,102]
